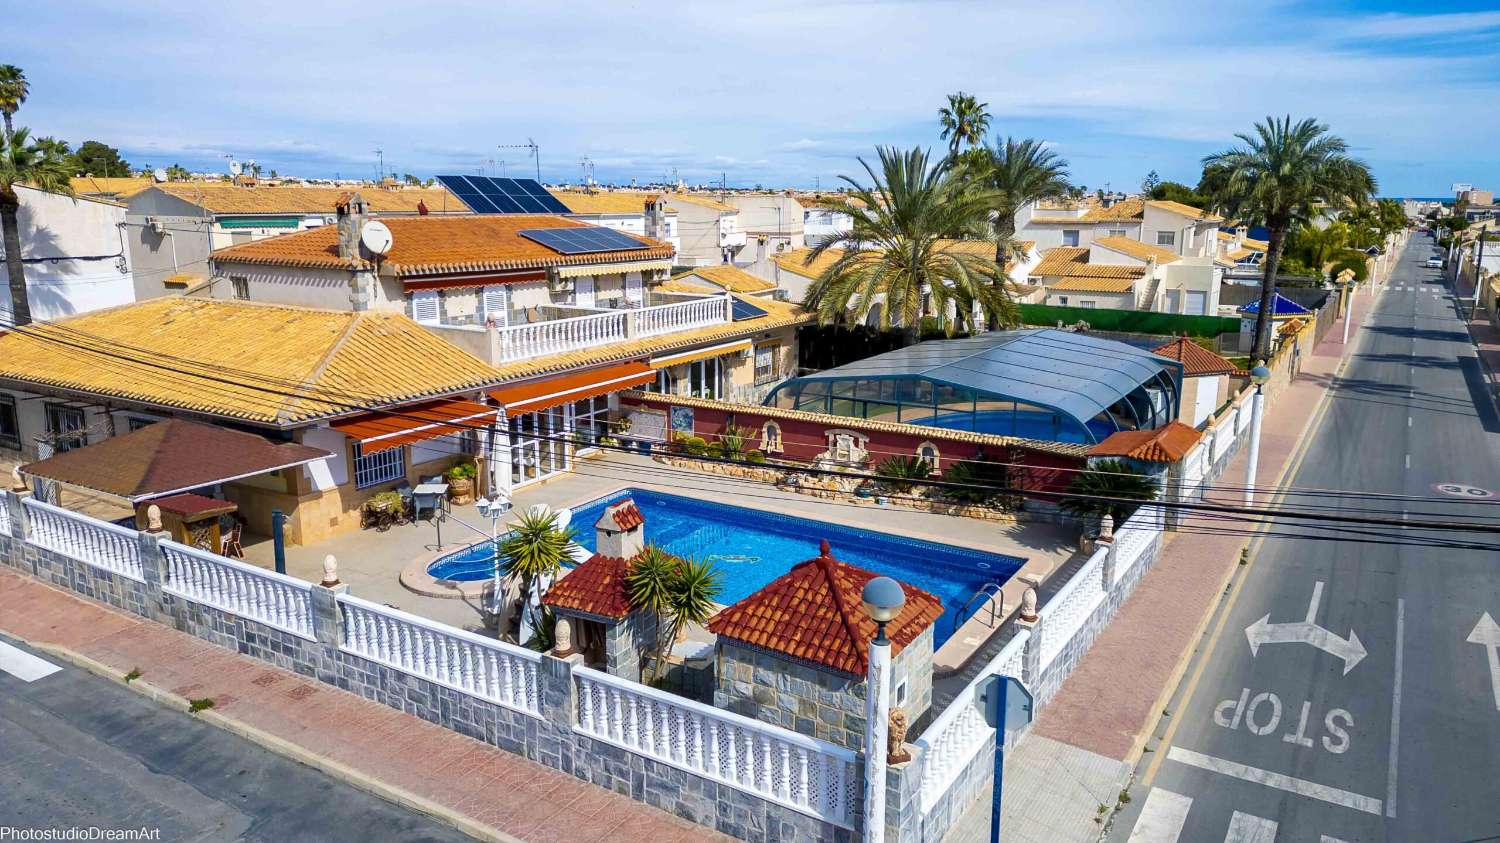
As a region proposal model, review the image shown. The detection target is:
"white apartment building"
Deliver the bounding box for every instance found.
[0,184,136,320]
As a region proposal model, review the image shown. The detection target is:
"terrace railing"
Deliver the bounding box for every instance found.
[22,498,142,581]
[338,594,543,717]
[161,540,315,639]
[635,295,730,338]
[574,666,859,828]
[497,310,629,362]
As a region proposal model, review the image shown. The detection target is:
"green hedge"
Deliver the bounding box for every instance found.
[1015,304,1240,338]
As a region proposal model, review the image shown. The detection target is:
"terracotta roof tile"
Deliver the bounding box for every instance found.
[1151,336,1237,377]
[1028,199,1145,225]
[610,500,645,530]
[1047,276,1139,293]
[1093,236,1182,264]
[1088,421,1203,463]
[1032,247,1145,281]
[146,183,468,215]
[211,214,675,277]
[1146,199,1224,222]
[707,541,943,675]
[543,553,635,619]
[672,265,777,293]
[548,190,664,215]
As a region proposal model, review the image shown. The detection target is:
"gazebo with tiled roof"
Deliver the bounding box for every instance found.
[1151,336,1238,426]
[708,540,943,750]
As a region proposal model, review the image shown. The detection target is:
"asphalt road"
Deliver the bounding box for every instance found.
[1112,241,1500,842]
[0,635,476,843]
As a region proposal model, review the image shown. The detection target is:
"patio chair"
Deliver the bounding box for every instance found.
[221,521,244,559]
[395,484,414,522]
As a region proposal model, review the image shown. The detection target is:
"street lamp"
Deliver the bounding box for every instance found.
[861,576,905,843]
[1243,364,1271,507]
[475,495,511,618]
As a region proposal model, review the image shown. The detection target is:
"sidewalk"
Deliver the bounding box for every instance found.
[995,282,1380,842]
[0,569,729,843]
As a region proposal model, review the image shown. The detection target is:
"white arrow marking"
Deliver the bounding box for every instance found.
[1466,612,1500,711]
[1245,581,1367,674]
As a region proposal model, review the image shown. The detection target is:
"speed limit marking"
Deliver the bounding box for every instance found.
[1433,483,1494,498]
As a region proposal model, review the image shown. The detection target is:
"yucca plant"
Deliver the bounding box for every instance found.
[941,459,1015,507]
[1059,460,1161,528]
[875,455,934,493]
[625,544,723,684]
[719,424,753,461]
[500,508,576,646]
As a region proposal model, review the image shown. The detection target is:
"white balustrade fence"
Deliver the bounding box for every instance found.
[915,630,1030,816]
[1112,504,1164,584]
[574,666,858,828]
[1037,547,1108,670]
[497,310,628,362]
[338,594,543,717]
[22,498,143,581]
[0,499,10,537]
[635,296,728,338]
[161,540,315,638]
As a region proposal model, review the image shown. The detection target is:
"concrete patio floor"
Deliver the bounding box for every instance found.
[244,451,1081,645]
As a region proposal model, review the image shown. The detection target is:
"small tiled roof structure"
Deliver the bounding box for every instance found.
[707,541,943,676]
[1278,318,1307,337]
[773,240,1013,282]
[601,499,645,531]
[1088,421,1203,463]
[1032,247,1146,280]
[1092,236,1182,265]
[1237,292,1313,318]
[1048,276,1138,293]
[671,265,777,294]
[1151,336,1237,377]
[542,553,636,620]
[18,418,331,502]
[1028,198,1145,224]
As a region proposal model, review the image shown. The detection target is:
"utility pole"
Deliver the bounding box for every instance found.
[374,148,384,182]
[1473,224,1489,310]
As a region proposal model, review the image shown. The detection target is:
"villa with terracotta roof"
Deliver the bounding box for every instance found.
[765,239,1042,307]
[1152,336,1239,425]
[1029,232,1221,315]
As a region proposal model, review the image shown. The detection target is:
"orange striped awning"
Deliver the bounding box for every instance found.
[489,362,655,415]
[331,397,496,455]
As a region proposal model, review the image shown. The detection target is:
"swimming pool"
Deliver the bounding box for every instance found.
[427,488,1025,646]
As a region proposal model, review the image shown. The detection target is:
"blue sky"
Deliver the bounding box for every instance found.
[11,1,1500,195]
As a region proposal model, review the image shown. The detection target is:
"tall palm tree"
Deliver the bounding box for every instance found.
[2,127,74,327]
[0,65,27,144]
[499,508,575,646]
[1203,116,1375,359]
[973,137,1070,324]
[937,92,990,160]
[802,146,1016,343]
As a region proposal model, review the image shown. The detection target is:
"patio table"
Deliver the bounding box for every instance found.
[412,482,449,521]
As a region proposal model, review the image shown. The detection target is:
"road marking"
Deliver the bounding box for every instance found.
[1405,454,1411,469]
[1224,811,1277,843]
[1386,598,1404,818]
[1407,416,1413,427]
[1166,747,1384,815]
[1321,837,1352,843]
[0,640,62,682]
[1126,788,1193,843]
[1466,611,1500,712]
[1245,581,1367,674]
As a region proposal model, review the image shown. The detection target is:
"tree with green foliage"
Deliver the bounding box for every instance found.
[68,140,130,177]
[1148,180,1212,209]
[1060,459,1161,528]
[624,545,722,684]
[971,137,1071,326]
[166,164,190,181]
[1202,116,1374,359]
[937,92,990,160]
[1142,170,1161,195]
[0,65,27,143]
[500,508,576,646]
[3,127,74,326]
[802,146,1015,343]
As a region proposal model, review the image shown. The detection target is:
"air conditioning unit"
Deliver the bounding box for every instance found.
[147,217,166,235]
[549,276,575,294]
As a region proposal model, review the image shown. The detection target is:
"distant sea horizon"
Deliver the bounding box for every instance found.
[1384,196,1453,202]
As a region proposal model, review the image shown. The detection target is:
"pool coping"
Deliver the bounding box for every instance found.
[400,547,493,600]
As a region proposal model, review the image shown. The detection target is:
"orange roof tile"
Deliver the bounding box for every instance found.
[610,500,645,531]
[707,541,943,675]
[1028,199,1146,225]
[147,183,468,215]
[1146,199,1224,222]
[1093,236,1182,264]
[1047,276,1138,293]
[1088,421,1203,463]
[543,553,635,619]
[1151,336,1236,377]
[1032,247,1145,281]
[210,214,675,277]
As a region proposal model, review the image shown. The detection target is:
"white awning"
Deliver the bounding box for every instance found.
[554,260,673,279]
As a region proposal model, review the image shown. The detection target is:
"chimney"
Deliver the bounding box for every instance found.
[644,195,666,241]
[335,191,369,260]
[595,499,645,560]
[1236,225,1248,240]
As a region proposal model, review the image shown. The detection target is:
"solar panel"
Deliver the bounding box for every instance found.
[518,227,652,255]
[436,175,572,214]
[731,299,768,321]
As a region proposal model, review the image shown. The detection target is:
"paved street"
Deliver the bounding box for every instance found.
[0,635,477,843]
[1113,243,1500,841]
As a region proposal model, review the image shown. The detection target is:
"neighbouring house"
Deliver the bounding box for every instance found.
[1235,292,1314,339]
[666,264,779,299]
[1029,234,1219,315]
[0,184,137,320]
[1150,336,1239,426]
[125,182,467,300]
[69,176,156,203]
[708,540,944,750]
[546,189,681,255]
[726,191,806,254]
[0,297,504,545]
[667,193,745,266]
[1016,197,1223,261]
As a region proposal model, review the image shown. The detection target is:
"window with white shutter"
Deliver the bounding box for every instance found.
[481,285,509,325]
[410,291,440,324]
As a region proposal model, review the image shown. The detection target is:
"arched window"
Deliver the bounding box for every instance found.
[761,421,783,453]
[917,441,941,471]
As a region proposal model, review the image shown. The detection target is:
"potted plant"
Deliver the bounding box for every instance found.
[361,490,404,530]
[445,462,478,505]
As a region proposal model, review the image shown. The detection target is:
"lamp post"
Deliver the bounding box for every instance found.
[475,496,509,618]
[1341,277,1354,345]
[861,576,905,843]
[1243,364,1271,507]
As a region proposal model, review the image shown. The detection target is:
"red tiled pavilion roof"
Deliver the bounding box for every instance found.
[609,501,644,531]
[1088,421,1202,463]
[1151,336,1236,377]
[707,541,943,675]
[542,553,634,620]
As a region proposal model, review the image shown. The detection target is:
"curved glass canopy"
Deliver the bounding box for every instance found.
[766,329,1183,445]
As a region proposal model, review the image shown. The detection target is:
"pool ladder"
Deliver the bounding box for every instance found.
[955,582,1005,628]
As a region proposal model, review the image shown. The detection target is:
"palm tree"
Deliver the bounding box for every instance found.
[1202,116,1375,359]
[802,146,1015,343]
[937,92,990,160]
[1060,459,1160,528]
[624,545,722,684]
[499,508,575,646]
[0,65,27,144]
[972,137,1070,324]
[2,127,74,327]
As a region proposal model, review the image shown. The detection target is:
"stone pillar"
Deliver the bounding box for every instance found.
[1015,576,1044,690]
[884,746,922,843]
[2,489,28,540]
[138,511,173,622]
[623,309,638,340]
[311,555,349,648]
[1098,518,1117,591]
[536,653,581,775]
[1,489,33,575]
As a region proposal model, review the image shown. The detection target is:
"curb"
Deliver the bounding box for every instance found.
[12,634,519,843]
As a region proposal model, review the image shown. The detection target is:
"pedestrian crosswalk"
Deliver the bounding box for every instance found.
[1381,285,1446,293]
[1124,787,1353,843]
[0,640,61,682]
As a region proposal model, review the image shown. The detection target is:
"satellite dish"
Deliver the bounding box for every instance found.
[153,168,168,182]
[229,160,243,176]
[360,220,394,256]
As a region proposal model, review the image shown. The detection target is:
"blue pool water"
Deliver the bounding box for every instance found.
[428,488,1025,646]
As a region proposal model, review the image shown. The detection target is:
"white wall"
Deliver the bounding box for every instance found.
[2,186,136,320]
[300,426,350,490]
[1158,259,1220,314]
[1044,290,1134,309]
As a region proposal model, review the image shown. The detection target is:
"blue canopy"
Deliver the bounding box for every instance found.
[1237,293,1313,316]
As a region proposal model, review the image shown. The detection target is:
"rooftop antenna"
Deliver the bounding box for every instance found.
[580,156,595,192]
[498,139,540,182]
[374,147,385,182]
